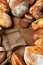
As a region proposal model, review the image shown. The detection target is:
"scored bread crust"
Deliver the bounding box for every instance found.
[24,46,43,55]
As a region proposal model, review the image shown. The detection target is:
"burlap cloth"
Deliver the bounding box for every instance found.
[1,17,34,65]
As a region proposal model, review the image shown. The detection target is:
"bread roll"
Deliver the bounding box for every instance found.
[8,0,29,17]
[0,11,12,28]
[24,46,43,65]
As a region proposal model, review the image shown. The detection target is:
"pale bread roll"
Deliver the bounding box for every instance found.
[8,0,29,17]
[24,46,43,65]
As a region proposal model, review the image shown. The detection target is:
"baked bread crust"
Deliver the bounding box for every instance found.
[24,46,43,65]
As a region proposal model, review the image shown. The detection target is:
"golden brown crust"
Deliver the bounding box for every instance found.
[11,52,25,65]
[29,0,43,19]
[24,46,43,65]
[25,46,43,55]
[0,11,12,28]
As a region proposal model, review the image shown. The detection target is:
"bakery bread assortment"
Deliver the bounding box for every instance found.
[0,0,43,65]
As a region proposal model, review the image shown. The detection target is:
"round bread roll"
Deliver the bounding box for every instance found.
[8,0,29,17]
[34,38,43,50]
[0,0,10,13]
[0,46,6,63]
[24,46,43,65]
[0,11,12,28]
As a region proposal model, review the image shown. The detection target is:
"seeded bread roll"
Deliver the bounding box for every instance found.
[24,46,43,65]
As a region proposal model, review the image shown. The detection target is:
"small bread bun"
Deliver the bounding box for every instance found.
[0,11,12,28]
[24,46,43,65]
[34,38,43,50]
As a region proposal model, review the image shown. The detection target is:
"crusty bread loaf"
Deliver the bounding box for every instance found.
[24,46,43,65]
